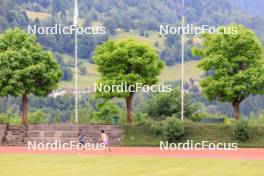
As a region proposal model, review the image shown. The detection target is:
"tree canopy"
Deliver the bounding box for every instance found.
[144,88,200,120]
[93,39,164,123]
[0,28,62,123]
[193,24,264,119]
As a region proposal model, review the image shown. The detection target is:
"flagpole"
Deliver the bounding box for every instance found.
[75,25,78,123]
[74,0,78,123]
[181,0,185,121]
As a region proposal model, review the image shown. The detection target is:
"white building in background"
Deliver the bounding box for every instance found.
[49,87,94,97]
[49,89,67,97]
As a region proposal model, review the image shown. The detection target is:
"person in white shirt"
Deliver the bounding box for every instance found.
[100,130,111,155]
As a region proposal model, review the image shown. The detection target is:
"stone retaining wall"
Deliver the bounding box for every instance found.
[29,124,122,146]
[0,124,7,144]
[1,124,122,146]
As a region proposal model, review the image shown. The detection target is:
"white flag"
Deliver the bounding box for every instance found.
[73,0,78,26]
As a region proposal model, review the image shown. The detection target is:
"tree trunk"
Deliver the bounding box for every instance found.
[232,102,240,120]
[126,95,133,123]
[21,94,28,124]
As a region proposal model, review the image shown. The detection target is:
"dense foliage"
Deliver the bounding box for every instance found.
[193,24,264,119]
[144,88,200,120]
[1,0,264,66]
[93,39,163,123]
[164,117,185,142]
[0,28,62,123]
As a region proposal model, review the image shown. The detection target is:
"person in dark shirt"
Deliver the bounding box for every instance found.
[77,128,86,145]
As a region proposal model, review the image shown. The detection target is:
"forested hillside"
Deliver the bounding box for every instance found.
[0,0,264,66]
[233,0,264,16]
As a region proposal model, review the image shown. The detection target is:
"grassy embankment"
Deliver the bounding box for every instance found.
[122,123,264,148]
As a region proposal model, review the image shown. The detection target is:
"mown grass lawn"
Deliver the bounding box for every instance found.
[25,10,51,20]
[158,60,202,82]
[59,62,100,89]
[0,154,263,176]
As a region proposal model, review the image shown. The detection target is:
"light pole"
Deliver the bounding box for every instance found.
[73,0,79,123]
[181,0,185,121]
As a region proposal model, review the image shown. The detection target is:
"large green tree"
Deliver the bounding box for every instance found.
[93,39,163,123]
[193,24,264,119]
[0,28,62,124]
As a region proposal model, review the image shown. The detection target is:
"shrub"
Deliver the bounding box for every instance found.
[144,88,200,120]
[93,101,125,124]
[0,109,21,125]
[224,117,236,125]
[149,121,165,136]
[0,115,20,125]
[164,117,185,142]
[233,120,251,141]
[28,110,45,124]
[0,114,8,123]
[248,114,264,126]
[8,116,21,125]
[133,112,151,124]
[190,113,207,122]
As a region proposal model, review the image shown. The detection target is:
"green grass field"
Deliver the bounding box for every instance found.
[91,21,104,27]
[158,60,202,82]
[59,62,100,89]
[0,154,263,176]
[25,10,51,20]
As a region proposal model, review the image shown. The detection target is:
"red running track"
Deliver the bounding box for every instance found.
[1,147,264,160]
